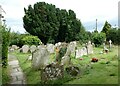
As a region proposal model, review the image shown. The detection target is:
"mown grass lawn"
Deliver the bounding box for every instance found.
[10,45,119,85]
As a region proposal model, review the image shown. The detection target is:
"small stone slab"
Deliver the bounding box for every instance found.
[11,81,23,84]
[8,60,19,66]
[10,72,23,77]
[17,75,24,81]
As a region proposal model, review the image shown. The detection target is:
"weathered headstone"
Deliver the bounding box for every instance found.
[87,41,93,54]
[21,45,29,53]
[55,44,67,64]
[75,49,83,58]
[61,44,71,65]
[37,45,46,49]
[41,63,64,82]
[32,47,50,70]
[30,45,36,53]
[46,44,55,53]
[11,45,19,50]
[67,41,77,57]
[75,46,88,58]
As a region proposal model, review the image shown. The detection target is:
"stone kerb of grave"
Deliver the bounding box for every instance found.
[41,63,64,82]
[66,66,80,76]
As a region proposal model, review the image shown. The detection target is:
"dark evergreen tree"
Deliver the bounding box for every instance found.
[23,2,83,44]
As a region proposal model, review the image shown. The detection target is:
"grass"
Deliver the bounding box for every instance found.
[10,45,118,84]
[1,66,11,85]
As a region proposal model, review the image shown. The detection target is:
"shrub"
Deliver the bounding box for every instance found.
[92,32,106,47]
[1,26,10,67]
[21,35,41,46]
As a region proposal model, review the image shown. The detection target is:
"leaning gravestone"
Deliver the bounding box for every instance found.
[46,44,55,53]
[41,63,64,82]
[32,47,50,70]
[21,45,29,53]
[30,45,36,53]
[55,44,67,64]
[61,44,71,65]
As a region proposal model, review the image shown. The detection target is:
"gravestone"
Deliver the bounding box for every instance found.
[21,45,29,53]
[103,42,109,53]
[82,47,87,55]
[55,44,67,64]
[75,49,83,58]
[32,47,50,70]
[11,45,19,50]
[55,42,62,48]
[41,63,64,82]
[61,44,71,65]
[28,55,32,61]
[87,41,93,54]
[109,40,112,50]
[69,41,77,57]
[46,44,55,53]
[30,45,36,53]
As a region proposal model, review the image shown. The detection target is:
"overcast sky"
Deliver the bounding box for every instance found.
[0,0,119,33]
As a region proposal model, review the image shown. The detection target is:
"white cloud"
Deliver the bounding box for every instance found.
[0,0,119,33]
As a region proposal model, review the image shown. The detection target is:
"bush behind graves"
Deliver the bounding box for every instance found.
[21,35,41,46]
[92,32,106,47]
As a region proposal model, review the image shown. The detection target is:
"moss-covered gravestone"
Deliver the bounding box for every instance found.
[55,45,67,64]
[41,63,64,82]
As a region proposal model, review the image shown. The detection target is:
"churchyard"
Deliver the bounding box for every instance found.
[8,41,118,84]
[1,1,120,85]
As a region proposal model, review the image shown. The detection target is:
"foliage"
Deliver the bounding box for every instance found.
[1,26,10,67]
[107,27,120,45]
[91,32,106,47]
[101,21,112,36]
[2,67,10,84]
[117,28,120,45]
[9,32,41,47]
[21,35,41,46]
[23,2,83,44]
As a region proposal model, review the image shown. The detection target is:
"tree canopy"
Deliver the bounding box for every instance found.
[101,21,111,35]
[23,2,83,44]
